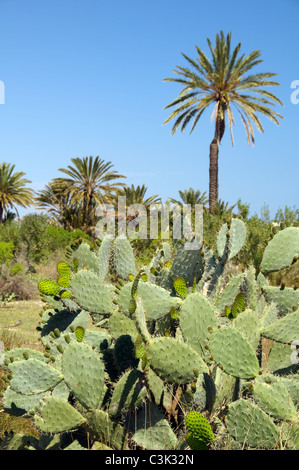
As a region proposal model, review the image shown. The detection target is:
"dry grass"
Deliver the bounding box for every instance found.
[0,300,43,442]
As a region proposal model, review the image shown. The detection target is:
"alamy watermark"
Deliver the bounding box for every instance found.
[290,80,299,104]
[95,197,203,250]
[290,340,299,365]
[0,81,5,104]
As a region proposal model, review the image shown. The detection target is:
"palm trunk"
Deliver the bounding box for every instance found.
[209,138,219,214]
[209,111,225,213]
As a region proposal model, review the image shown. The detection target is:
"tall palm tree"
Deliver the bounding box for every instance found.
[52,156,126,231]
[163,31,283,213]
[0,162,35,223]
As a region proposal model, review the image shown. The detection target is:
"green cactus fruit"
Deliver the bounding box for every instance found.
[57,261,71,279]
[75,326,85,342]
[60,290,72,299]
[38,279,61,297]
[173,277,187,298]
[186,432,208,450]
[185,411,214,444]
[57,276,71,288]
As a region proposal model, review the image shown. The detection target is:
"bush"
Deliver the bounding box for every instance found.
[0,242,15,265]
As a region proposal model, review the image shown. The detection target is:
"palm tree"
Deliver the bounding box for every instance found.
[0,162,35,223]
[116,184,161,208]
[52,156,126,231]
[163,31,283,213]
[169,187,208,208]
[35,181,83,230]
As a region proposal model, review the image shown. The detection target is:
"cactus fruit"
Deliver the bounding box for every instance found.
[38,279,61,296]
[185,411,215,449]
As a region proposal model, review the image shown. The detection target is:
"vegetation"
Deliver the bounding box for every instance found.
[0,221,298,450]
[0,31,297,451]
[163,31,283,213]
[0,163,35,223]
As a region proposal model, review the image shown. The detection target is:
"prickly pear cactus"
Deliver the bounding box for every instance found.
[1,224,298,451]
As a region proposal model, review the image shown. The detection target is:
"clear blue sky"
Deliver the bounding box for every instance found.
[0,0,298,219]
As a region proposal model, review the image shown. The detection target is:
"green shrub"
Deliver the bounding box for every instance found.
[0,241,15,265]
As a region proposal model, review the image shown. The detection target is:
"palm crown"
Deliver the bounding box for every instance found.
[163,31,283,212]
[52,156,126,230]
[0,162,34,222]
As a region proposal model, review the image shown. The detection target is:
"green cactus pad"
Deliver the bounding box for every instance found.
[185,411,214,443]
[97,236,113,280]
[2,387,47,417]
[179,292,218,356]
[109,369,147,417]
[168,245,204,286]
[261,309,299,343]
[267,341,296,373]
[86,409,128,450]
[126,402,178,450]
[118,281,181,321]
[9,359,63,395]
[260,227,299,273]
[231,309,260,351]
[71,269,114,315]
[107,309,139,340]
[262,286,299,316]
[62,342,107,410]
[209,327,260,379]
[70,242,99,273]
[34,396,86,433]
[217,219,246,261]
[146,336,208,384]
[113,237,136,279]
[226,399,280,449]
[252,375,297,421]
[3,348,49,371]
[113,334,139,372]
[38,279,61,296]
